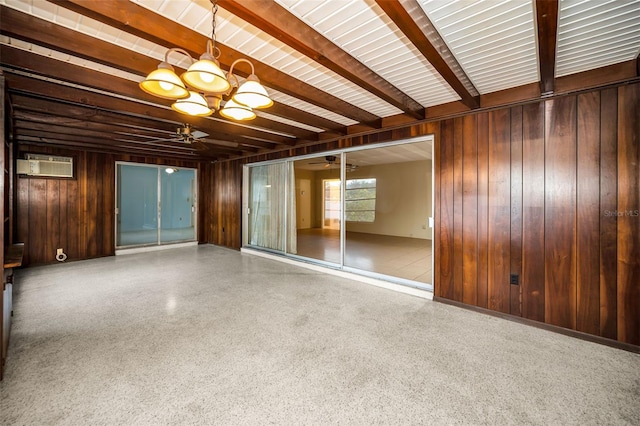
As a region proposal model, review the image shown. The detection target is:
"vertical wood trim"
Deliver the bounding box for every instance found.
[487,109,511,313]
[462,114,478,306]
[617,83,640,345]
[599,87,618,339]
[29,179,47,263]
[0,73,4,380]
[59,181,68,257]
[510,105,524,316]
[103,155,115,255]
[77,151,87,259]
[438,119,455,299]
[452,117,464,302]
[66,177,79,261]
[431,122,441,293]
[544,96,577,329]
[46,179,60,263]
[85,153,98,257]
[576,91,602,335]
[476,112,490,308]
[522,102,546,322]
[16,178,29,265]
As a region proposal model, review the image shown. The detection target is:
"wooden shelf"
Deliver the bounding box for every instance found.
[4,243,24,269]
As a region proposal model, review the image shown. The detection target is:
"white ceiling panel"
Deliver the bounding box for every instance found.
[556,0,640,77]
[418,0,539,95]
[0,36,144,83]
[276,0,460,107]
[134,0,404,117]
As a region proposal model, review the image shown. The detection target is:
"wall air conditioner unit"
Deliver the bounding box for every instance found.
[17,154,74,178]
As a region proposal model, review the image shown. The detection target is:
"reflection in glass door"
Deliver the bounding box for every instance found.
[116,164,196,248]
[323,179,341,230]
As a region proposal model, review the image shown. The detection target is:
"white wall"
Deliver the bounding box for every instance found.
[345,160,432,239]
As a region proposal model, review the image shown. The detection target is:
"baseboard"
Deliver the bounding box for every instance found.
[115,241,198,255]
[433,297,640,354]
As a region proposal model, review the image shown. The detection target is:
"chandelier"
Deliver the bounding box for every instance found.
[139,0,273,120]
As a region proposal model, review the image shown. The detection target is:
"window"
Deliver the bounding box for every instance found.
[345,178,376,222]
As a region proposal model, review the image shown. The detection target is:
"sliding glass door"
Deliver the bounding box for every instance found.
[244,137,433,289]
[116,163,196,248]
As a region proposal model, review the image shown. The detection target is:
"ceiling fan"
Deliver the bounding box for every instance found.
[308,155,340,168]
[146,124,211,151]
[307,155,358,171]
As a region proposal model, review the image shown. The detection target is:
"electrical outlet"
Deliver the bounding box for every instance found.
[510,274,519,285]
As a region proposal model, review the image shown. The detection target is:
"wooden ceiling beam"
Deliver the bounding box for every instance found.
[376,0,479,109]
[535,0,559,95]
[217,0,425,120]
[15,134,222,160]
[46,0,380,127]
[12,120,251,156]
[17,137,221,161]
[0,5,157,76]
[10,98,280,152]
[12,105,179,136]
[0,7,313,141]
[4,72,296,146]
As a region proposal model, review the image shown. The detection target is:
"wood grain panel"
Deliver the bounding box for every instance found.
[429,121,441,292]
[65,174,82,260]
[599,88,618,339]
[522,102,546,322]
[85,152,98,257]
[487,108,511,313]
[16,176,29,265]
[46,179,60,263]
[476,112,490,309]
[209,159,244,249]
[462,114,478,306]
[617,83,640,345]
[59,181,69,258]
[510,106,523,316]
[452,118,464,302]
[544,96,577,329]
[29,179,47,263]
[576,91,601,335]
[102,154,115,255]
[437,119,455,299]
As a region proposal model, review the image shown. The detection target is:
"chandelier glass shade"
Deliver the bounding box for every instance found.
[181,46,231,94]
[139,61,190,100]
[171,91,213,117]
[138,0,272,120]
[219,98,256,121]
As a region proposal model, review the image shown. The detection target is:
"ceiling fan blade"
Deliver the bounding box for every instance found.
[191,130,209,139]
[192,140,211,152]
[146,136,181,143]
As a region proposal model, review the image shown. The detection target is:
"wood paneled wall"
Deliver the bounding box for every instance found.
[207,83,639,346]
[15,145,204,266]
[436,84,639,345]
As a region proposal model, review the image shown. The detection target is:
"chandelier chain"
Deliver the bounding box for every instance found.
[211,0,218,54]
